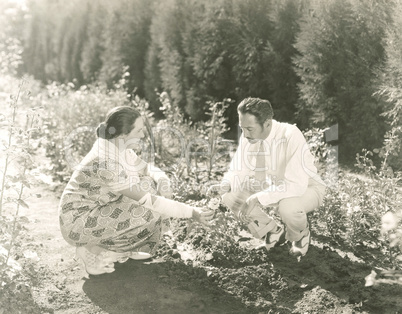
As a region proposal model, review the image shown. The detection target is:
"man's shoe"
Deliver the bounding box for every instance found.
[264,226,286,251]
[289,230,311,257]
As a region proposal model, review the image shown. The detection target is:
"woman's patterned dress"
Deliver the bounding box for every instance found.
[59,138,169,253]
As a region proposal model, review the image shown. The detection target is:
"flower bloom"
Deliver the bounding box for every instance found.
[381,211,398,233]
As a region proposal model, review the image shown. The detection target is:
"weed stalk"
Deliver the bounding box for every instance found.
[0,80,24,214]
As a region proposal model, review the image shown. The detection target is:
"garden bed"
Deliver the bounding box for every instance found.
[1,181,402,313]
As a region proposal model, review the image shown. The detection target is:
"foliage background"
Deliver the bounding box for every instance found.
[6,0,397,166]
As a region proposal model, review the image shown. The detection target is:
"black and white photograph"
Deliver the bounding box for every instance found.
[0,0,401,313]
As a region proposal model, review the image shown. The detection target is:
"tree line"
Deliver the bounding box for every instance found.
[8,0,402,165]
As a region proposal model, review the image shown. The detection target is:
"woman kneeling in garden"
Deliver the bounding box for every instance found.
[59,106,213,275]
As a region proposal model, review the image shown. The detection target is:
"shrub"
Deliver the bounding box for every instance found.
[35,81,129,181]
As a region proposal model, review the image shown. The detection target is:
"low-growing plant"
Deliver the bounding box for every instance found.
[150,93,235,199]
[357,150,402,260]
[381,211,402,255]
[311,150,398,261]
[304,127,401,270]
[196,99,235,181]
[365,206,402,286]
[302,127,339,187]
[167,197,269,268]
[363,85,402,284]
[152,91,195,173]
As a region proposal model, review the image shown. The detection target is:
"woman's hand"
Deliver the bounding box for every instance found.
[157,178,173,198]
[192,207,215,225]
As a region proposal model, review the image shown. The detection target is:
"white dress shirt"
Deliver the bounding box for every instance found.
[223,120,321,206]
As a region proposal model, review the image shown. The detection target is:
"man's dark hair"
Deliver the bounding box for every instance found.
[237,97,274,126]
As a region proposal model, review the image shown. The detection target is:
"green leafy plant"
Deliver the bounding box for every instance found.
[0,78,41,287]
[37,81,129,182]
[311,150,397,259]
[150,92,201,198]
[365,208,402,286]
[1,79,41,214]
[197,99,235,181]
[305,129,401,269]
[153,91,190,165]
[166,197,268,267]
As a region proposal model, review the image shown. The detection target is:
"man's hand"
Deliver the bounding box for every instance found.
[157,178,173,199]
[192,207,215,225]
[206,181,231,197]
[245,193,261,208]
[237,193,262,224]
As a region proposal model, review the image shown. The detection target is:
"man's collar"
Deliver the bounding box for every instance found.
[262,119,277,143]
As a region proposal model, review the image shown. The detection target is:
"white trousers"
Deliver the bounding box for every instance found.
[222,177,326,242]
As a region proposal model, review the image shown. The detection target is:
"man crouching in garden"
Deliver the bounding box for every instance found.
[209,97,326,256]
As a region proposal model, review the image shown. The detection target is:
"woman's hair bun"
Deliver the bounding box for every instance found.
[96,122,107,138]
[96,106,141,140]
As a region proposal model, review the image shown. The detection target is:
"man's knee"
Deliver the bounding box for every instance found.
[277,185,324,219]
[278,198,306,222]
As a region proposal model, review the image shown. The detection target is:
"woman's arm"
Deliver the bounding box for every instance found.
[146,164,173,198]
[97,153,212,223]
[117,185,213,224]
[125,150,173,198]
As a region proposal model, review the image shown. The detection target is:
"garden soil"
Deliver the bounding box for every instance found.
[2,180,402,314]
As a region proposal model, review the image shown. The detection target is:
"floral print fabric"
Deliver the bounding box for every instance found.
[59,139,168,253]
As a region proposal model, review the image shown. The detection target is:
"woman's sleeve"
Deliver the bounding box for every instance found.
[126,149,170,183]
[139,194,193,218]
[147,164,170,182]
[96,158,140,192]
